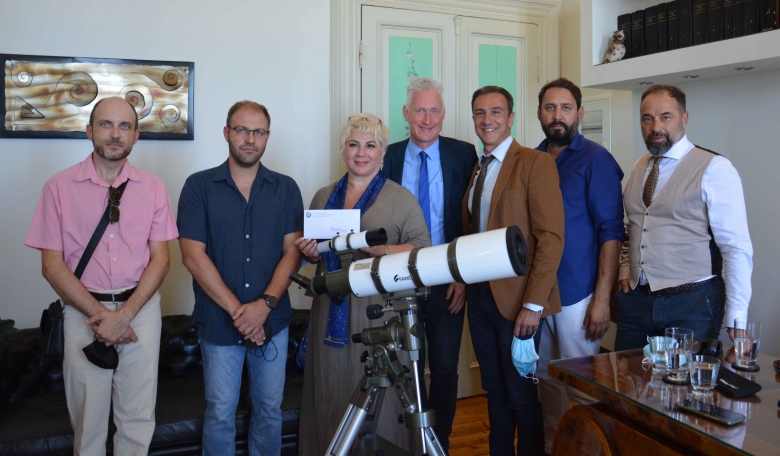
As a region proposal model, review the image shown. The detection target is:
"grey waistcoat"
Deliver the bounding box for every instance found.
[624,147,718,290]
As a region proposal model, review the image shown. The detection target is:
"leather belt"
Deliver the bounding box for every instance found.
[478,281,490,288]
[90,287,137,303]
[637,276,720,296]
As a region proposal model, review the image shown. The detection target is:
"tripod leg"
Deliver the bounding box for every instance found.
[422,427,446,456]
[326,383,382,456]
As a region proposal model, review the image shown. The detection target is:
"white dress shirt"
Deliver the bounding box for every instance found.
[632,135,753,326]
[469,136,544,313]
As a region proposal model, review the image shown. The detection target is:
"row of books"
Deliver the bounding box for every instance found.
[616,0,779,59]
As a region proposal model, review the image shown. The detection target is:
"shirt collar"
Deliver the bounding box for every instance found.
[483,135,513,164]
[404,138,441,162]
[658,134,694,161]
[212,159,276,184]
[73,153,141,187]
[537,131,584,154]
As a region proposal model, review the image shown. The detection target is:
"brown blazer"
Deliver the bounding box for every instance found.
[462,139,565,320]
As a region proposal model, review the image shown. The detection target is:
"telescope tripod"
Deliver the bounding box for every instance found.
[325,290,446,456]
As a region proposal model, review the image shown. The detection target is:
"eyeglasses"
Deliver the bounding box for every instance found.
[108,186,121,224]
[347,115,383,126]
[228,126,270,138]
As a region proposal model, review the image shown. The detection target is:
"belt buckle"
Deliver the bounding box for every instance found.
[111,292,119,305]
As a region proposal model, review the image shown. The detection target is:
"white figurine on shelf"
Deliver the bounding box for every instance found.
[602,30,626,64]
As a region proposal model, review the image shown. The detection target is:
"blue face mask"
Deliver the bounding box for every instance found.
[511,334,539,383]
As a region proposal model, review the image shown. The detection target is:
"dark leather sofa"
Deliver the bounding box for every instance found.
[0,310,309,455]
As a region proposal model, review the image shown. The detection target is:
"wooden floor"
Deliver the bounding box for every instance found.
[448,395,494,456]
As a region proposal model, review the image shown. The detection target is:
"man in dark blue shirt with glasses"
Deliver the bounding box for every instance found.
[177,100,303,455]
[533,79,624,453]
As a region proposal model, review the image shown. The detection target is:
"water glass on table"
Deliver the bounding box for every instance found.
[665,327,694,382]
[689,355,720,395]
[647,335,672,371]
[734,320,760,370]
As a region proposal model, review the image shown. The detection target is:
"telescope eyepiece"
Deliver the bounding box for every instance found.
[364,228,388,247]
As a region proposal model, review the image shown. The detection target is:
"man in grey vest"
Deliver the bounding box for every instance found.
[615,85,753,350]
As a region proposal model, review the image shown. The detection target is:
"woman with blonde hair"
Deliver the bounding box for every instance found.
[295,113,430,454]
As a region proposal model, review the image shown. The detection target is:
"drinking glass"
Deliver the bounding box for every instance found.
[689,355,720,395]
[647,335,672,371]
[665,327,694,382]
[734,321,760,369]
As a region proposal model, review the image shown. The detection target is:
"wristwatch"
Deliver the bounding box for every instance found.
[260,293,278,310]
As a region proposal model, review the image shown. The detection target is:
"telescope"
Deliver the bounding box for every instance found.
[317,228,388,254]
[289,226,529,456]
[291,225,528,298]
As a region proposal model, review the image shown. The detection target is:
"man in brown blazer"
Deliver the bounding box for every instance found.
[462,86,565,456]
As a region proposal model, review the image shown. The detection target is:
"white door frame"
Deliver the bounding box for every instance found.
[329,0,561,179]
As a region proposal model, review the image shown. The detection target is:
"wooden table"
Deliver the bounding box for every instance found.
[549,349,780,455]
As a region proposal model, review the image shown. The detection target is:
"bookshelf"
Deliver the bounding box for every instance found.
[581,0,780,90]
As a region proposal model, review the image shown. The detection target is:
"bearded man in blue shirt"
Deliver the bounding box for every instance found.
[533,78,625,453]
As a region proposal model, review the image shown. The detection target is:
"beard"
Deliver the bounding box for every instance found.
[644,122,684,157]
[93,140,132,161]
[542,119,579,148]
[229,142,265,168]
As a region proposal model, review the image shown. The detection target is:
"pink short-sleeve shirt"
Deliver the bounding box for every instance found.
[25,154,179,291]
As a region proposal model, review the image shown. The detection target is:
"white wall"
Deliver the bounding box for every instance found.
[0,0,330,328]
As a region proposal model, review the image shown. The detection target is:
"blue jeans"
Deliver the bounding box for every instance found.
[416,283,465,452]
[467,285,544,456]
[614,279,725,351]
[200,327,288,456]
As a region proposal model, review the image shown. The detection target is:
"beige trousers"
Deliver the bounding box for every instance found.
[63,291,161,456]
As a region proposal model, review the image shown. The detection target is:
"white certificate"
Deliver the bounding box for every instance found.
[303,209,361,240]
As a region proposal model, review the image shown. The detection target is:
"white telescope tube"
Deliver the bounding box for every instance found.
[317,229,388,254]
[346,227,528,297]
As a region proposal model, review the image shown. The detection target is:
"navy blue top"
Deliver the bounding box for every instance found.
[177,160,304,345]
[536,133,624,306]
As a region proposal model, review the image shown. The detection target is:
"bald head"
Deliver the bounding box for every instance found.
[89,97,139,131]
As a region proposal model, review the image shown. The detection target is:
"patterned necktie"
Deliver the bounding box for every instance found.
[470,154,494,234]
[419,151,431,233]
[642,157,661,207]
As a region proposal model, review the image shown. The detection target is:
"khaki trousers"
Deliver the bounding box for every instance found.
[63,291,161,456]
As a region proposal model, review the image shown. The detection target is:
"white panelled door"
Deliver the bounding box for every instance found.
[361,6,457,143]
[457,16,540,151]
[581,95,612,152]
[361,5,540,399]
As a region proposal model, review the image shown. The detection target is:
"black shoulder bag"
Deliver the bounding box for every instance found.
[40,181,128,361]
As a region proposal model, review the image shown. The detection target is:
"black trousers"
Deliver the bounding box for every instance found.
[416,283,465,452]
[466,284,544,456]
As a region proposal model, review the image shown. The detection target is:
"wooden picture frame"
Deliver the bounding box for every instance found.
[1,54,194,140]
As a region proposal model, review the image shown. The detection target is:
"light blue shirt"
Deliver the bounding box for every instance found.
[401,139,445,246]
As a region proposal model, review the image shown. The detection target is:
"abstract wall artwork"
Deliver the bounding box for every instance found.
[1,54,194,140]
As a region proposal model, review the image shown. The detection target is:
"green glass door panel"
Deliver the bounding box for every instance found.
[389,36,433,144]
[478,44,518,140]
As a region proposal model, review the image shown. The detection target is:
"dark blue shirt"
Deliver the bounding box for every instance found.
[536,133,624,306]
[177,160,304,345]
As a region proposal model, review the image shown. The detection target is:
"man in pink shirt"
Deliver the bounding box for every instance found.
[25,97,179,456]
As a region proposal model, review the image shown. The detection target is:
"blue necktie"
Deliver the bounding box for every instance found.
[419,151,431,233]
